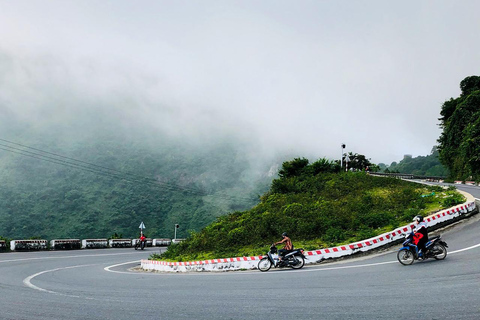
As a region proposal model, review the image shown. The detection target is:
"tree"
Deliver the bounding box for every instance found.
[385,148,448,177]
[308,158,340,175]
[438,75,480,180]
[460,75,480,96]
[343,152,373,171]
[278,158,310,179]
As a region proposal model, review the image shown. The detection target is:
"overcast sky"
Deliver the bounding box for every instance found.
[0,0,479,165]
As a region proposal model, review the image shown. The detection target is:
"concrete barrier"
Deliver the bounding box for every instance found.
[109,239,132,248]
[153,238,171,246]
[10,240,48,251]
[142,200,477,273]
[50,239,82,250]
[82,239,108,249]
[1,237,169,251]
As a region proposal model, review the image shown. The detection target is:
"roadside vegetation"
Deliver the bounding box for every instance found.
[154,158,465,262]
[438,75,480,182]
[379,147,449,177]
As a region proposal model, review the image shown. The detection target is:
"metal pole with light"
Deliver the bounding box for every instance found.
[174,224,179,240]
[341,144,346,170]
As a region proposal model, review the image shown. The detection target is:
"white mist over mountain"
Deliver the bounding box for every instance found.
[1,1,479,165]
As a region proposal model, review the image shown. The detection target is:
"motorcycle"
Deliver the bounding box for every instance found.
[397,232,448,265]
[134,239,146,250]
[258,244,306,272]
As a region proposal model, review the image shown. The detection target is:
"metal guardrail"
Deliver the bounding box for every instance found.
[1,238,175,251]
[369,172,446,181]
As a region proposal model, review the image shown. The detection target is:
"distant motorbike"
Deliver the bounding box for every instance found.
[397,232,448,265]
[258,244,306,271]
[134,239,146,250]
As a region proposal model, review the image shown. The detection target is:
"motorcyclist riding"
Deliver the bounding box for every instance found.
[413,215,428,258]
[274,232,293,263]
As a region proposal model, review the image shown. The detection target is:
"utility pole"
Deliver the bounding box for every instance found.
[174,224,179,240]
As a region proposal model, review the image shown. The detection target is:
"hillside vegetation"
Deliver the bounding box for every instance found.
[381,148,448,177]
[438,75,480,181]
[158,158,464,261]
[0,131,273,240]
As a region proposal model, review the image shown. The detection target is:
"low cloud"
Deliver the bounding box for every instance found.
[1,1,479,165]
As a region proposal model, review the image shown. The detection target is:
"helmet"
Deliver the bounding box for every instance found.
[413,215,424,222]
[282,232,288,237]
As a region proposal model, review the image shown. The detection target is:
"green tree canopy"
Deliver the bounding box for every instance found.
[438,75,480,180]
[385,147,448,177]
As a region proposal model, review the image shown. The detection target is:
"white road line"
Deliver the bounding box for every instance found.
[450,242,480,254]
[104,260,141,273]
[23,264,98,298]
[1,251,143,263]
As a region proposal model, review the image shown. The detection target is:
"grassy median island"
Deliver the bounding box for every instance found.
[152,159,465,262]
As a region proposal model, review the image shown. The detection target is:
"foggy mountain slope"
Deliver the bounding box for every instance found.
[0,128,275,239]
[0,53,278,240]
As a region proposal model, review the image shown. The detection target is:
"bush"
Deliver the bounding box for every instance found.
[324,227,347,243]
[442,193,465,207]
[0,236,9,251]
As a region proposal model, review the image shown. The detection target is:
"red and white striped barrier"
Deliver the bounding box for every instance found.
[454,181,478,186]
[142,201,477,273]
[142,255,264,273]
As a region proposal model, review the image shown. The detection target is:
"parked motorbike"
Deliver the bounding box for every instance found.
[258,244,306,271]
[397,232,448,265]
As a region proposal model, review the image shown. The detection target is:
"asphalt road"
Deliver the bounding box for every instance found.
[1,185,480,320]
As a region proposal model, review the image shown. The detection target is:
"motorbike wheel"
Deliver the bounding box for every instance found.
[141,241,145,250]
[258,257,272,272]
[432,244,447,260]
[397,249,415,265]
[290,256,305,269]
[134,242,139,250]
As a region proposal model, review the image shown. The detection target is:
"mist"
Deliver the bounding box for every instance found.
[1,1,480,165]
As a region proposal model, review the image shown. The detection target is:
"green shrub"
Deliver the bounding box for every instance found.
[324,227,347,243]
[442,193,465,207]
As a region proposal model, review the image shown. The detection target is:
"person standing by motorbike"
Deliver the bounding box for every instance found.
[413,215,428,257]
[275,232,293,263]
